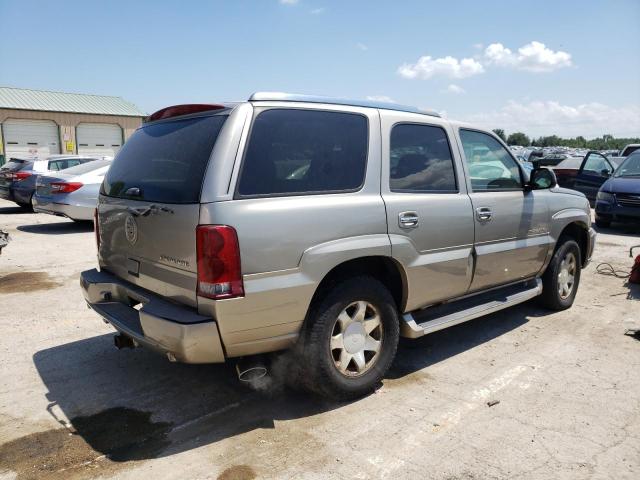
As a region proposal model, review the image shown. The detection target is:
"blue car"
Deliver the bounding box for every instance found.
[0,156,100,209]
[595,151,640,228]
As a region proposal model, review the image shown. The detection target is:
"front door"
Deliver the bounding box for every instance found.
[457,129,551,292]
[381,113,475,311]
[575,152,614,204]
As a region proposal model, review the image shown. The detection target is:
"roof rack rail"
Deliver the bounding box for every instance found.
[248,92,440,117]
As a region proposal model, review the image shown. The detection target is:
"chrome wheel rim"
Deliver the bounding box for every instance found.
[330,301,383,377]
[558,251,577,299]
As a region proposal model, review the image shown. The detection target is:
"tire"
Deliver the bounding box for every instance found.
[595,217,611,228]
[539,237,581,311]
[298,276,399,400]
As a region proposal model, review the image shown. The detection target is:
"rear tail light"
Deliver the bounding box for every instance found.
[51,182,83,193]
[94,208,101,252]
[196,225,244,299]
[12,171,32,181]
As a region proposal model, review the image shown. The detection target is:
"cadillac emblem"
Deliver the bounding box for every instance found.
[124,215,138,245]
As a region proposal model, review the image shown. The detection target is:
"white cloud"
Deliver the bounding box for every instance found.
[445,84,466,94]
[366,95,395,103]
[462,101,640,138]
[279,0,298,4]
[310,7,324,14]
[473,43,484,50]
[356,42,368,51]
[484,41,572,72]
[397,55,484,79]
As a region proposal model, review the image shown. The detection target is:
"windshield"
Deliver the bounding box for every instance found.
[61,159,111,176]
[615,152,640,177]
[102,114,227,203]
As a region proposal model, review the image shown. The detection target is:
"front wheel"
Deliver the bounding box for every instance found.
[300,276,399,400]
[540,238,581,310]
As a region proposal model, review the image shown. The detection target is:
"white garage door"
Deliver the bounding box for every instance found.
[2,119,60,160]
[77,123,123,157]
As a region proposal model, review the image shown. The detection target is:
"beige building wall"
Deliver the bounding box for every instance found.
[0,108,143,154]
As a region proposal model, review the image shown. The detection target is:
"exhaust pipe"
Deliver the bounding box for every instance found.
[235,356,268,383]
[114,333,137,350]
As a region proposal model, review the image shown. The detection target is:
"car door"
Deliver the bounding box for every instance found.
[574,152,614,204]
[381,112,475,311]
[457,129,551,292]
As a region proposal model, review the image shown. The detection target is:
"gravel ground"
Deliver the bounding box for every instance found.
[0,198,639,480]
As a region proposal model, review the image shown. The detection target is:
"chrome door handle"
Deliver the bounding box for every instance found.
[476,207,493,222]
[399,211,419,228]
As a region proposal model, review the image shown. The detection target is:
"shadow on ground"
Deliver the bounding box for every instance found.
[17,221,93,235]
[0,205,29,215]
[27,301,538,465]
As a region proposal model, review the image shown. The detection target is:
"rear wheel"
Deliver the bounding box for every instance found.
[540,238,581,310]
[300,276,399,400]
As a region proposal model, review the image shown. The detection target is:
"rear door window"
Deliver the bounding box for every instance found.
[237,109,368,197]
[390,123,457,192]
[102,114,227,203]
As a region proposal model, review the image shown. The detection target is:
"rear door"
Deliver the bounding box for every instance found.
[381,112,475,310]
[98,112,228,307]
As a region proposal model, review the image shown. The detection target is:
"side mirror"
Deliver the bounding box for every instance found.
[600,169,611,177]
[527,167,557,191]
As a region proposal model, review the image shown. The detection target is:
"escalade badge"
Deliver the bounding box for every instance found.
[124,215,138,245]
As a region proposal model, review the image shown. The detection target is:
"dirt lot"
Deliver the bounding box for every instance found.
[0,197,639,480]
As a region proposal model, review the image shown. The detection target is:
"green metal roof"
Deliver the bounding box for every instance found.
[0,86,146,117]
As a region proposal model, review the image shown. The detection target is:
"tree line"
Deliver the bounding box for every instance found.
[491,129,640,150]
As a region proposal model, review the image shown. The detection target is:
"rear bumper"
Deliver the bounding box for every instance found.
[33,195,93,220]
[0,186,15,201]
[80,268,225,363]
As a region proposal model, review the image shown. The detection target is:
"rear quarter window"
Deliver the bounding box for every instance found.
[237,109,368,197]
[102,115,227,203]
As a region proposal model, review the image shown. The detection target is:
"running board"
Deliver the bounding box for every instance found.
[401,279,542,339]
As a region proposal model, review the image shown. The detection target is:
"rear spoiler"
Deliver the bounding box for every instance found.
[147,104,228,122]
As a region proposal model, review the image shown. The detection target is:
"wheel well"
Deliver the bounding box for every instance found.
[558,222,589,267]
[309,256,406,313]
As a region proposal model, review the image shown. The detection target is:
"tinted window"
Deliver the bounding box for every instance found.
[460,130,522,191]
[102,115,226,203]
[237,109,368,196]
[390,124,456,192]
[1,160,32,172]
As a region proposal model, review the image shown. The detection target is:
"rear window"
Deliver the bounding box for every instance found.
[1,160,32,172]
[62,159,111,175]
[102,115,227,203]
[237,109,368,197]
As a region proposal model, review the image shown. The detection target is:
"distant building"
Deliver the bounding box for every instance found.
[0,86,146,165]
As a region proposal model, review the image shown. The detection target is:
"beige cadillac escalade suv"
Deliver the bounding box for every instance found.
[81,92,596,399]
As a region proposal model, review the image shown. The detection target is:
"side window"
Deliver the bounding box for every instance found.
[390,124,457,192]
[65,159,81,169]
[237,109,368,196]
[583,153,611,175]
[48,161,59,171]
[459,129,522,191]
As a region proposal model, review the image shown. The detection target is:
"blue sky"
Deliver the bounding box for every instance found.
[1,0,639,138]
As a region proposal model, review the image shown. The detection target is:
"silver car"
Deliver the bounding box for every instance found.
[81,93,596,399]
[33,159,112,221]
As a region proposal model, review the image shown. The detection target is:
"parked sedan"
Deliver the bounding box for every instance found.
[595,151,640,227]
[0,155,102,209]
[33,159,112,221]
